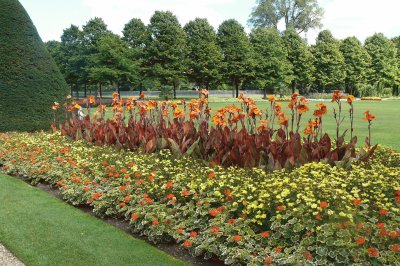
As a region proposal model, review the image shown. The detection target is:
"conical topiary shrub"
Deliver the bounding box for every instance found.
[0,0,68,131]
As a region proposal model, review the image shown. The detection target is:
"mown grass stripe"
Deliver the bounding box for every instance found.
[0,174,188,266]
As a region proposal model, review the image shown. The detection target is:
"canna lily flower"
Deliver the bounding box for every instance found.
[347,95,355,104]
[363,110,376,122]
[139,92,145,99]
[256,119,269,132]
[173,107,184,118]
[112,92,119,99]
[267,95,276,102]
[52,102,60,110]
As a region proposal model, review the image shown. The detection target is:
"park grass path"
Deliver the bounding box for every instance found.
[0,174,188,266]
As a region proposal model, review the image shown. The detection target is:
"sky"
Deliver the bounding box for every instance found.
[19,0,400,44]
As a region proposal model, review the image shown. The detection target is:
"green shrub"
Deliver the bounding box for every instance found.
[0,0,68,131]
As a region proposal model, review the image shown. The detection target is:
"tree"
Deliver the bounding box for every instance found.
[0,0,68,131]
[59,25,85,97]
[392,36,400,96]
[81,17,111,97]
[249,0,323,34]
[365,33,398,96]
[184,18,224,89]
[89,34,139,95]
[146,11,188,99]
[250,28,293,97]
[311,30,346,92]
[123,18,150,93]
[339,37,371,96]
[282,28,315,94]
[217,19,254,98]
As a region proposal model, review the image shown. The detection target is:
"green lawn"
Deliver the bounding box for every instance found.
[0,174,188,266]
[99,99,399,150]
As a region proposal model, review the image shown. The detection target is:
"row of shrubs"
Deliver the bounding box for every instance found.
[0,132,399,265]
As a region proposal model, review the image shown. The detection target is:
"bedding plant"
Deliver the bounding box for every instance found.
[0,91,399,265]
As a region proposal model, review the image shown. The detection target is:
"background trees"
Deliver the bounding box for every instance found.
[217,19,254,98]
[249,0,324,34]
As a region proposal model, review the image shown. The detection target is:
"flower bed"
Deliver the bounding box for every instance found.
[0,132,399,265]
[361,97,382,101]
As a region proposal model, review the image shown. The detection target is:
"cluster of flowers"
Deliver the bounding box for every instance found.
[52,90,377,169]
[0,132,399,265]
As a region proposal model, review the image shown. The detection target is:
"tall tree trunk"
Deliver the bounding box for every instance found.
[70,84,73,97]
[99,84,102,98]
[205,82,209,90]
[173,83,177,99]
[117,82,121,96]
[139,82,143,94]
[76,84,79,99]
[235,81,239,98]
[263,87,267,99]
[291,80,296,94]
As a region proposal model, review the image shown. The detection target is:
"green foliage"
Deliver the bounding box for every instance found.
[0,0,68,131]
[282,29,315,94]
[312,30,346,92]
[250,28,293,95]
[217,19,254,97]
[184,18,224,89]
[340,37,371,96]
[146,11,189,98]
[365,33,399,91]
[249,0,324,33]
[89,34,139,90]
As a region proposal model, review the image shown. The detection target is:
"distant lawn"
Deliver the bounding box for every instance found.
[0,174,187,266]
[96,99,399,150]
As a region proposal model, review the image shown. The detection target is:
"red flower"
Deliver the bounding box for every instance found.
[356,223,364,229]
[119,185,126,191]
[183,240,192,248]
[265,256,272,263]
[304,252,313,261]
[395,190,400,196]
[124,195,131,202]
[209,209,219,217]
[356,237,366,245]
[211,226,219,235]
[260,231,270,238]
[177,228,184,234]
[152,220,159,226]
[276,205,285,211]
[190,231,198,238]
[353,199,362,205]
[166,193,175,200]
[389,231,397,238]
[319,201,329,208]
[391,245,400,252]
[119,202,126,207]
[379,209,388,216]
[363,110,376,122]
[165,181,173,188]
[395,196,400,203]
[208,172,215,178]
[367,247,379,257]
[233,235,241,242]
[380,229,387,237]
[131,213,139,220]
[376,223,385,229]
[227,218,236,224]
[275,246,281,254]
[181,190,190,196]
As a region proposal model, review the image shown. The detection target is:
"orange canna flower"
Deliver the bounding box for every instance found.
[391,245,400,252]
[173,107,184,118]
[363,110,376,122]
[112,92,119,99]
[278,115,288,127]
[139,92,145,99]
[267,95,276,102]
[347,95,355,104]
[256,119,269,132]
[296,103,309,114]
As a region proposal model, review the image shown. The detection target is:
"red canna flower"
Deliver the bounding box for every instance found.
[363,110,376,122]
[353,199,362,205]
[367,247,379,257]
[233,235,241,242]
[356,237,366,245]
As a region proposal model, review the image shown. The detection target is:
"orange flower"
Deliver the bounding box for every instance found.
[304,126,315,136]
[166,181,173,188]
[363,110,376,122]
[353,199,362,205]
[267,95,276,102]
[319,201,329,208]
[131,213,139,220]
[379,209,388,216]
[278,115,288,127]
[173,107,184,118]
[112,92,119,99]
[208,171,215,178]
[190,231,198,238]
[119,185,126,191]
[389,231,397,238]
[367,247,379,257]
[119,202,126,207]
[181,190,190,196]
[177,228,184,234]
[275,246,281,254]
[211,226,219,235]
[256,119,269,132]
[331,90,344,102]
[276,205,285,211]
[166,193,175,200]
[209,209,219,217]
[356,237,366,245]
[376,223,385,229]
[124,195,131,202]
[227,218,236,224]
[303,252,313,261]
[260,231,270,238]
[233,235,241,242]
[152,220,159,226]
[183,240,192,248]
[52,102,60,110]
[139,92,145,99]
[296,103,309,114]
[347,95,355,104]
[391,244,400,252]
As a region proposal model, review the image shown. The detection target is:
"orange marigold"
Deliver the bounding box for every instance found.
[233,235,242,242]
[319,201,329,208]
[183,240,192,248]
